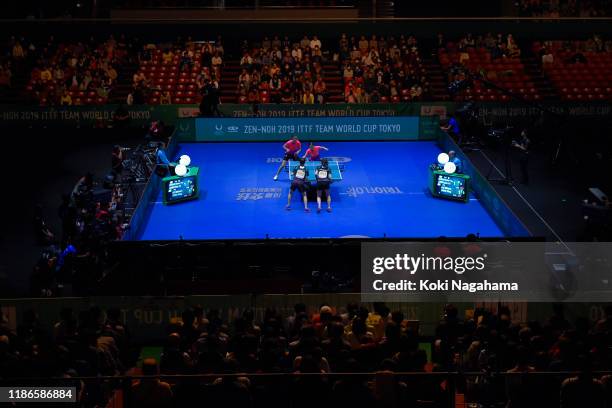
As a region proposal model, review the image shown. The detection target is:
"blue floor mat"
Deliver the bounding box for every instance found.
[136,141,505,240]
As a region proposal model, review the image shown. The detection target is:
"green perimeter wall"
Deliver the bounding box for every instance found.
[1,101,609,129]
[1,295,608,343]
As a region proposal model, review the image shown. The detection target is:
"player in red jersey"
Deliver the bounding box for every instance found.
[302,142,329,161]
[274,135,302,180]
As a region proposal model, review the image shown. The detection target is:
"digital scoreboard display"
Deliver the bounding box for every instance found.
[433,173,468,201]
[163,175,198,204]
[167,176,196,200]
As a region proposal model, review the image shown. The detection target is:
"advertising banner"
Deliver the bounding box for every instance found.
[194,116,422,141]
[1,101,608,128]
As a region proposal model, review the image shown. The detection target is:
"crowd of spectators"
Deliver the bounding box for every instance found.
[129,36,224,108]
[0,305,132,406]
[117,0,355,7]
[535,34,612,68]
[31,169,128,297]
[437,32,529,100]
[338,34,429,103]
[234,35,328,104]
[3,302,612,406]
[438,32,522,67]
[517,0,610,17]
[16,35,135,106]
[233,33,435,104]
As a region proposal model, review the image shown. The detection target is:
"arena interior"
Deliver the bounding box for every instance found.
[1,0,612,406]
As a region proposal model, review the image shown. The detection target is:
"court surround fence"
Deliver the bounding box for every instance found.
[437,132,531,237]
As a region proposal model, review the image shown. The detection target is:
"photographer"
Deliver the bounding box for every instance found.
[440,114,463,144]
[513,129,530,185]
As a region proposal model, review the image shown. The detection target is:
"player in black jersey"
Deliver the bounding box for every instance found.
[315,158,332,213]
[286,158,310,212]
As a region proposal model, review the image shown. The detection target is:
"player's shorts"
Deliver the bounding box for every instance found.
[316,181,331,191]
[308,155,320,161]
[284,152,299,161]
[290,180,307,193]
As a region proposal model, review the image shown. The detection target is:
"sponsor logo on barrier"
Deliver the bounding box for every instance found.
[236,187,282,201]
[341,186,404,197]
[177,107,200,118]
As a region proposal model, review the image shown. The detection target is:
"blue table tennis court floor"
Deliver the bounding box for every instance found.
[136,141,506,240]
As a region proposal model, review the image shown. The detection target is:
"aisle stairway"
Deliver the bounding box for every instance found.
[219,60,346,103]
[357,0,394,18]
[0,61,31,104]
[109,61,140,104]
[521,55,557,100]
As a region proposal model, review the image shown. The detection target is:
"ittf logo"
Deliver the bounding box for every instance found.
[213,124,224,135]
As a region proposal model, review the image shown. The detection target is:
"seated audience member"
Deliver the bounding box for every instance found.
[159,90,172,105]
[60,90,72,106]
[131,358,173,407]
[560,355,605,408]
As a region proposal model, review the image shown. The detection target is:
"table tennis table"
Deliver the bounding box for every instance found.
[287,160,343,181]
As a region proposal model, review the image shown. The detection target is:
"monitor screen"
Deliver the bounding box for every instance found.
[165,176,197,203]
[434,173,467,201]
